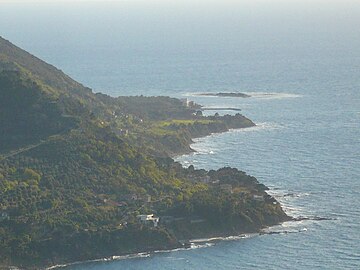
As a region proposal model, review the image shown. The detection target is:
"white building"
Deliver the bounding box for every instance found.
[180,98,189,107]
[137,214,159,227]
[0,212,9,222]
[253,195,264,202]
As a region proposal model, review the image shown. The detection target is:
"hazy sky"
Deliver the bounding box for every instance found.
[1,0,359,59]
[1,0,359,94]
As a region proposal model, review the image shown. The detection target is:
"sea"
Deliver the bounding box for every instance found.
[1,1,360,269]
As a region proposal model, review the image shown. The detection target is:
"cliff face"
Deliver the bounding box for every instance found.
[0,37,289,269]
[155,114,255,157]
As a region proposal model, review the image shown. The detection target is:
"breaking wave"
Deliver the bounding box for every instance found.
[183,91,302,100]
[243,92,302,99]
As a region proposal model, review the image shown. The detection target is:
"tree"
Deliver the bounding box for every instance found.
[23,168,41,182]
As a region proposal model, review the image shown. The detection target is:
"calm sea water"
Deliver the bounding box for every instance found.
[1,1,360,269]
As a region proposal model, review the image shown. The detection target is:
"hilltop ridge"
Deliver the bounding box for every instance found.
[0,36,91,96]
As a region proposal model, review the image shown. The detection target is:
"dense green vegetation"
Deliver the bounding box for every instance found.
[0,36,289,269]
[0,69,79,152]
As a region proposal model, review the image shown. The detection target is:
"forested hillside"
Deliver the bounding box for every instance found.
[0,36,289,269]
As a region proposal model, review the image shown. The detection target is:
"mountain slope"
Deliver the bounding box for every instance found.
[0,36,90,97]
[0,68,79,152]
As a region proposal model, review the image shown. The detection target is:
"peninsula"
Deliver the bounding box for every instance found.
[0,36,290,269]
